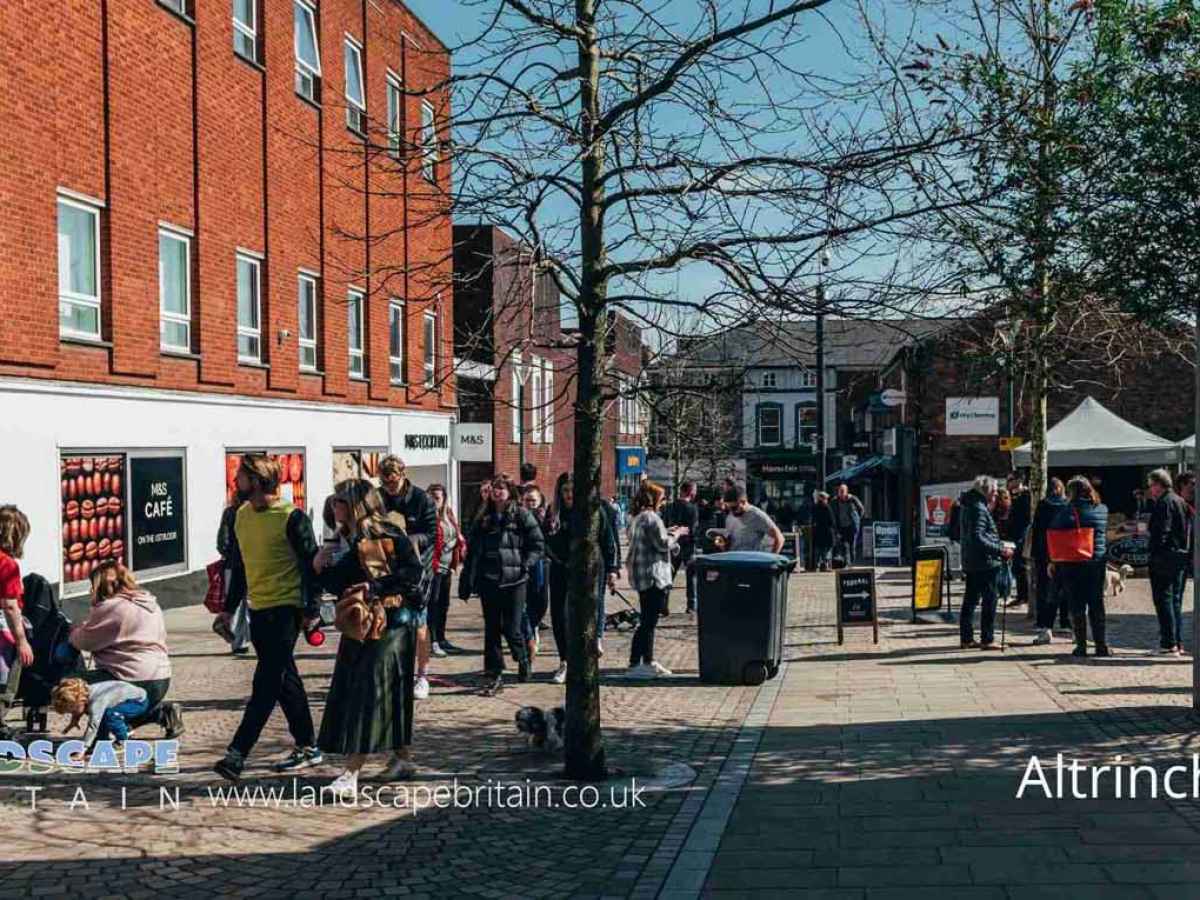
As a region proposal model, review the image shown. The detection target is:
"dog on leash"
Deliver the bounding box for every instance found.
[1106,564,1133,598]
[515,706,565,753]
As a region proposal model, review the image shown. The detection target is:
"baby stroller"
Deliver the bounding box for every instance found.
[0,573,83,737]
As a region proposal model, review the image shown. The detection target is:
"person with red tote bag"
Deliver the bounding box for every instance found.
[1047,477,1109,657]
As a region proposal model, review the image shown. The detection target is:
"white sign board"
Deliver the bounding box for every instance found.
[389,415,452,467]
[452,423,493,462]
[880,389,906,407]
[873,521,902,565]
[946,397,1000,436]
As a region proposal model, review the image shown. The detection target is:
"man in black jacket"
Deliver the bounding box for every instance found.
[1148,468,1190,654]
[959,475,1012,649]
[664,481,700,615]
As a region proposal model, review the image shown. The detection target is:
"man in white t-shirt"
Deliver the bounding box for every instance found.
[722,485,785,553]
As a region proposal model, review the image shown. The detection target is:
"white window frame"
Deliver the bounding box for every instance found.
[543,361,555,443]
[344,36,365,133]
[293,0,321,102]
[762,371,777,388]
[236,254,262,363]
[298,272,319,371]
[388,299,405,383]
[57,195,103,341]
[800,370,817,388]
[386,73,402,159]
[161,0,190,16]
[420,101,438,181]
[758,405,782,447]
[158,227,191,352]
[511,351,523,444]
[530,356,544,443]
[348,289,365,378]
[423,311,437,388]
[233,0,257,62]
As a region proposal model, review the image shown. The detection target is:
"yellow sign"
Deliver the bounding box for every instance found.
[913,557,943,610]
[999,437,1024,452]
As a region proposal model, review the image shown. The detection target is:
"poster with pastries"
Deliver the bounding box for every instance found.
[225,450,306,512]
[61,453,127,588]
[332,449,384,488]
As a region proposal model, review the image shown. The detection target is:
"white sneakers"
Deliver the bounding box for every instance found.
[625,661,673,679]
[327,770,358,800]
[1033,629,1053,645]
[413,676,430,699]
[431,642,447,658]
[649,660,673,676]
[552,662,568,684]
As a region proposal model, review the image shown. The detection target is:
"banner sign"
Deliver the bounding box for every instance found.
[129,455,186,574]
[946,397,1000,436]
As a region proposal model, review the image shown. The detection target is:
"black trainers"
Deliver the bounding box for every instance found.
[272,747,323,772]
[481,673,504,696]
[518,658,531,683]
[214,751,244,782]
[161,702,186,739]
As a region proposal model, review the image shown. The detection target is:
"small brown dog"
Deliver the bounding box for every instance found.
[1105,564,1134,598]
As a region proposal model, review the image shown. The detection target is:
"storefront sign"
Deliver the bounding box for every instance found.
[836,568,879,645]
[389,416,452,467]
[749,460,817,480]
[404,434,449,451]
[946,397,1000,436]
[129,455,186,574]
[452,423,493,462]
[60,453,127,589]
[873,521,902,565]
[616,446,646,475]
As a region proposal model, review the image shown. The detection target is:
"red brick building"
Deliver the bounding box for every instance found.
[452,225,648,519]
[0,0,454,610]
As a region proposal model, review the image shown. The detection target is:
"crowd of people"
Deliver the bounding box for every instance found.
[956,469,1195,657]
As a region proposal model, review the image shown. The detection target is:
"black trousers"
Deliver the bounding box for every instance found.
[671,550,697,610]
[479,580,527,676]
[630,586,666,666]
[1060,562,1107,646]
[428,572,452,645]
[549,563,569,662]
[960,569,998,645]
[1011,553,1029,604]
[82,669,170,730]
[229,605,315,757]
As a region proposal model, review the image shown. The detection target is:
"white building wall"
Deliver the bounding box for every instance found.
[0,377,453,595]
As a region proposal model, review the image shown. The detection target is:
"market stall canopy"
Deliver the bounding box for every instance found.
[1011,396,1178,468]
[1181,434,1195,462]
[826,455,896,484]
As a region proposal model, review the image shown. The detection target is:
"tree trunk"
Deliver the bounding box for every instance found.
[563,0,607,781]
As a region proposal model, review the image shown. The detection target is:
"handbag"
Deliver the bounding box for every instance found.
[333,538,407,643]
[204,559,226,614]
[1046,507,1094,563]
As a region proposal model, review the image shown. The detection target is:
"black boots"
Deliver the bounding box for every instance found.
[1091,610,1110,657]
[1072,614,1089,657]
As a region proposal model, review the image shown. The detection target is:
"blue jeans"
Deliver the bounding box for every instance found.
[960,569,998,645]
[99,696,150,743]
[1151,565,1187,649]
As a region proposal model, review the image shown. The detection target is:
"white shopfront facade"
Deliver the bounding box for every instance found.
[0,376,454,601]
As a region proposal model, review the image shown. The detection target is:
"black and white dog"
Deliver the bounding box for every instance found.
[515,705,565,753]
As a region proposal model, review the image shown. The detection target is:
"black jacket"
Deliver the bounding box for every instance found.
[217,504,249,614]
[1149,490,1190,571]
[1007,490,1032,548]
[1031,493,1067,561]
[461,506,546,594]
[812,502,835,546]
[959,488,1004,573]
[663,498,699,558]
[545,505,620,574]
[316,522,425,609]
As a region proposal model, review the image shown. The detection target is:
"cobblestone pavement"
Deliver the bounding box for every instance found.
[3,566,1199,899]
[703,570,1200,900]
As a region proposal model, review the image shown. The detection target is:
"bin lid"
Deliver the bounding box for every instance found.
[694,551,793,571]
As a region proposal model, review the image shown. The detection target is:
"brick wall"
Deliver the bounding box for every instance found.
[0,0,453,413]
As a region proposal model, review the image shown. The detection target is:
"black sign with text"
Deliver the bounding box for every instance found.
[836,568,879,644]
[130,456,186,572]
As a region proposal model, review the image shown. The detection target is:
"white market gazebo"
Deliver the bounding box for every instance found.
[1011,396,1179,468]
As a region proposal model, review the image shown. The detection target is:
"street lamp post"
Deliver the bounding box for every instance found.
[815,248,830,489]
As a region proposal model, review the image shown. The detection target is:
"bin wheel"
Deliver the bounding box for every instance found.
[766,662,779,679]
[743,662,769,686]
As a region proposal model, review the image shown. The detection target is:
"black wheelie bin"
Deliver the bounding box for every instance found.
[694,551,794,685]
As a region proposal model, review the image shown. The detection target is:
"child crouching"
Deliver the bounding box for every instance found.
[51,676,148,753]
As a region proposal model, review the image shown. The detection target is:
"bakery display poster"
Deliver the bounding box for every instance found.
[225,450,306,511]
[61,453,127,587]
[332,449,383,487]
[129,455,186,573]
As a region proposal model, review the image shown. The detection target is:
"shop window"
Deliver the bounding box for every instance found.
[344,37,365,134]
[57,195,102,340]
[298,273,319,371]
[226,449,306,509]
[757,403,782,447]
[294,0,321,103]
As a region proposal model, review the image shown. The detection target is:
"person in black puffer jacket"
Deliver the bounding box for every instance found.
[958,475,1012,649]
[460,476,545,695]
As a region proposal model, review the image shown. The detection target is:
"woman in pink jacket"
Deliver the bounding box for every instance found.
[66,561,184,738]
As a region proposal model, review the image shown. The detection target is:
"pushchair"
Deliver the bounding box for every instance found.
[0,573,83,737]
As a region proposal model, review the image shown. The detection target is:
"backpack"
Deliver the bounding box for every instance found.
[947,500,962,543]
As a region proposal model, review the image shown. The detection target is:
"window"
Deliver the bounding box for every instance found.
[530,356,543,442]
[233,0,257,62]
[800,369,817,388]
[420,101,437,181]
[757,403,782,447]
[386,74,402,159]
[57,197,102,340]
[796,402,818,448]
[344,38,365,133]
[388,299,405,382]
[543,362,555,443]
[236,255,262,362]
[160,0,192,16]
[158,229,191,352]
[511,351,523,443]
[298,273,318,371]
[348,290,364,378]
[423,311,436,387]
[761,371,777,388]
[294,0,321,102]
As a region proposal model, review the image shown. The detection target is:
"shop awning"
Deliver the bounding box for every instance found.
[1181,434,1195,463]
[1011,396,1178,468]
[825,455,895,484]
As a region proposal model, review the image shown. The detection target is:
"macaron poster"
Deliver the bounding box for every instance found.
[225,450,306,510]
[60,453,127,586]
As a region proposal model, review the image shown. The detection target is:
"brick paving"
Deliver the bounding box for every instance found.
[2,567,1199,898]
